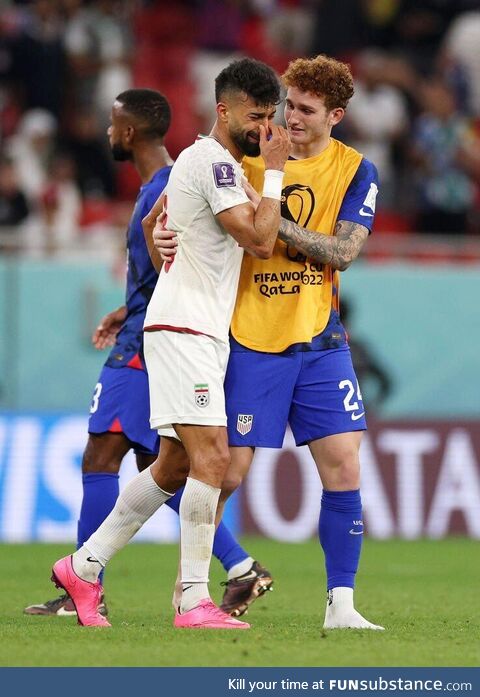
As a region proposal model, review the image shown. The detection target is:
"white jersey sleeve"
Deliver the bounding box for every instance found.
[191,139,249,215]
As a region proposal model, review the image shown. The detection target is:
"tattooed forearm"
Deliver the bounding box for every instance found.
[278,218,369,270]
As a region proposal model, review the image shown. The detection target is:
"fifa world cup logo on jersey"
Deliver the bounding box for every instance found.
[281,184,315,263]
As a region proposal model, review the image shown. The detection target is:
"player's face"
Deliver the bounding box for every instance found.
[227,95,277,157]
[284,87,341,147]
[107,102,133,162]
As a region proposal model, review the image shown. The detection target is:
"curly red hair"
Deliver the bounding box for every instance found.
[282,55,354,111]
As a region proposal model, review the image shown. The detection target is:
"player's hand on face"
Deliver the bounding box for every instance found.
[153,219,178,262]
[259,123,291,172]
[91,307,126,349]
[242,176,261,210]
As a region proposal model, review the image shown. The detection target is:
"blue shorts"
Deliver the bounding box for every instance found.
[225,346,366,447]
[88,365,159,455]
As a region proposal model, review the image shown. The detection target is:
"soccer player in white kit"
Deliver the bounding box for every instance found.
[51,58,291,629]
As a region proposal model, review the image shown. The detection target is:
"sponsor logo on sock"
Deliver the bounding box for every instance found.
[86,556,99,563]
[349,520,364,535]
[182,585,194,592]
[327,589,333,606]
[237,414,253,435]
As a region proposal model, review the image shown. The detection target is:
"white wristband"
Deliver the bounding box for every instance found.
[262,169,284,200]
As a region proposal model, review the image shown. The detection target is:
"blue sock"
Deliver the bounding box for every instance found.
[165,486,248,572]
[77,472,119,584]
[318,489,363,590]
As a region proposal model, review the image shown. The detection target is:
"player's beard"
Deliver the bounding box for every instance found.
[111,143,133,161]
[230,127,261,157]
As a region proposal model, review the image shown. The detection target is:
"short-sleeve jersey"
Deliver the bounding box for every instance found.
[144,137,249,343]
[231,139,378,352]
[105,165,172,369]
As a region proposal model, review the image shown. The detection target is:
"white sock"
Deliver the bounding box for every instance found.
[328,586,354,610]
[172,573,183,612]
[179,476,220,614]
[72,546,103,582]
[74,466,173,574]
[324,586,385,630]
[228,556,254,581]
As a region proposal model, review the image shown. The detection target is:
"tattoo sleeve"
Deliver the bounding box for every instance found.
[278,218,369,271]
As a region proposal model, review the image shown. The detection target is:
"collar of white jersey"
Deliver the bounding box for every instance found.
[196,133,229,151]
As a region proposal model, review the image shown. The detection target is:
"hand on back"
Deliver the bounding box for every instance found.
[153,209,177,262]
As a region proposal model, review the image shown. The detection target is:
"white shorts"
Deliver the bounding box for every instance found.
[144,330,230,439]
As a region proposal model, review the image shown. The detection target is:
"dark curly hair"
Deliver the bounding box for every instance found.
[215,58,281,106]
[282,55,354,111]
[116,88,171,139]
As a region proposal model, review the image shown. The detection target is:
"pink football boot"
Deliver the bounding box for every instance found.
[51,555,110,627]
[174,598,250,629]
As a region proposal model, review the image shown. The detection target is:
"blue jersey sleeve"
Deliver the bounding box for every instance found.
[144,182,167,219]
[337,158,379,232]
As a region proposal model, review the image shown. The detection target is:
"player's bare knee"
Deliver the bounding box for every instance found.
[81,433,130,474]
[220,470,243,500]
[189,447,230,488]
[81,445,122,474]
[135,453,157,473]
[150,453,189,493]
[324,453,360,489]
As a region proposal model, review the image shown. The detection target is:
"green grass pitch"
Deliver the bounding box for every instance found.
[0,538,478,667]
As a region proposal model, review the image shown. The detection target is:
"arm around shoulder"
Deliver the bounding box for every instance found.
[278,218,369,270]
[216,196,281,259]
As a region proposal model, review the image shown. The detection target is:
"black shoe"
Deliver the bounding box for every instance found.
[220,561,273,617]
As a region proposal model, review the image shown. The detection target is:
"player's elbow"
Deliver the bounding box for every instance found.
[250,235,276,259]
[335,259,352,272]
[330,252,355,271]
[253,243,274,259]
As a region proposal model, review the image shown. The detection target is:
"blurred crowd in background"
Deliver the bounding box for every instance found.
[1,0,480,258]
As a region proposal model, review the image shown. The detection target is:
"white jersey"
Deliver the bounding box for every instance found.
[144,137,249,343]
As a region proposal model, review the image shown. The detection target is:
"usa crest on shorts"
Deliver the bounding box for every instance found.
[237,414,253,435]
[194,383,210,407]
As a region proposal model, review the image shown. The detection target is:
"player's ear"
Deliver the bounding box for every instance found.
[329,108,344,127]
[216,102,229,123]
[124,124,135,144]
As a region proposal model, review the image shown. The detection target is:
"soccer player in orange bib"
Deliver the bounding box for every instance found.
[155,55,384,630]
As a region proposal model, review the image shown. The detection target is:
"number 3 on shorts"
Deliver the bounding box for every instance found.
[90,382,103,414]
[338,379,363,413]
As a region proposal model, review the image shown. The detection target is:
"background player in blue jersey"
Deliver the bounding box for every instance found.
[24,88,272,618]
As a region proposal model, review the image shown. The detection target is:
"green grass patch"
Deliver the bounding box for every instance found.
[0,538,478,667]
